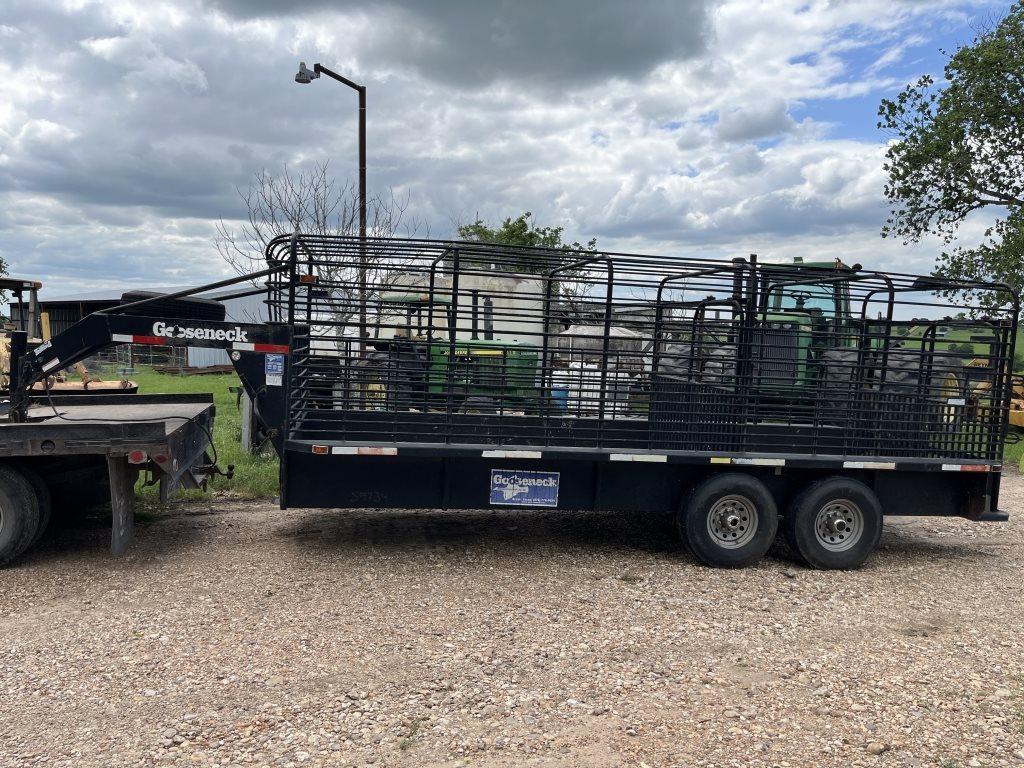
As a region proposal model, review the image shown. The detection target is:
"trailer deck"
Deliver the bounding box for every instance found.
[0,393,216,562]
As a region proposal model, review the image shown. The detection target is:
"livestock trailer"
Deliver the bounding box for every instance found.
[5,235,1018,569]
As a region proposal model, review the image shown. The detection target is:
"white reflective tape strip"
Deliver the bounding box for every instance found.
[331,446,397,456]
[34,341,52,354]
[942,463,989,472]
[843,461,896,470]
[111,334,133,343]
[709,457,732,465]
[733,458,786,467]
[41,357,61,372]
[947,398,966,406]
[233,342,255,352]
[941,464,962,472]
[482,450,542,459]
[610,453,667,463]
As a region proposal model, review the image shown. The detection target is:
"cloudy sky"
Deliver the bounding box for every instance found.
[0,0,1011,297]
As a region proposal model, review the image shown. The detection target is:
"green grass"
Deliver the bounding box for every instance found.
[901,324,1024,364]
[123,366,279,501]
[1003,432,1024,471]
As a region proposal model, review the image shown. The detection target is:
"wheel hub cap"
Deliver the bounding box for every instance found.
[814,500,864,552]
[707,495,758,549]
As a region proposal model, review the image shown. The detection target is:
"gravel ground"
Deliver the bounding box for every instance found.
[2,473,1024,768]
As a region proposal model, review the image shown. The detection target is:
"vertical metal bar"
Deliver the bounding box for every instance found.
[471,290,479,340]
[357,84,368,353]
[596,260,615,425]
[444,249,460,429]
[8,330,27,422]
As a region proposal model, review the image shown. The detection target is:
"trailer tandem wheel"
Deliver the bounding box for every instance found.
[783,477,882,570]
[17,464,52,546]
[0,464,42,566]
[679,473,778,568]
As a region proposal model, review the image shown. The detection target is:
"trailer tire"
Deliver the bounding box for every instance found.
[783,477,882,570]
[0,464,42,566]
[17,465,52,546]
[679,473,778,568]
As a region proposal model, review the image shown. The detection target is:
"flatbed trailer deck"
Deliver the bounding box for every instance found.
[0,393,215,563]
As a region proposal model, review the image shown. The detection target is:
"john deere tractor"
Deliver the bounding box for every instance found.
[682,257,964,403]
[357,275,543,412]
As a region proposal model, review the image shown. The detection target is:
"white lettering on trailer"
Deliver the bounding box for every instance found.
[151,321,249,343]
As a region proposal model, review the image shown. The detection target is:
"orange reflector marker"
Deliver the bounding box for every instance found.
[312,445,329,455]
[299,274,318,284]
[961,464,989,472]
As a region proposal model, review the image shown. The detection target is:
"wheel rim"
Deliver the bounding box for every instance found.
[706,495,758,548]
[814,499,864,551]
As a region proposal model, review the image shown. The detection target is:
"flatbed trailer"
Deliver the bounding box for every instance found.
[0,393,216,564]
[3,234,1018,569]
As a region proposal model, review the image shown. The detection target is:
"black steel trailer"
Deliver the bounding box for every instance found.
[0,393,215,565]
[5,235,1019,569]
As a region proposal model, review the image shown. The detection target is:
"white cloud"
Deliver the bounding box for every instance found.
[716,99,796,142]
[81,35,209,93]
[0,0,997,295]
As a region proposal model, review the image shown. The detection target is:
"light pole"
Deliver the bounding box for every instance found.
[295,61,367,348]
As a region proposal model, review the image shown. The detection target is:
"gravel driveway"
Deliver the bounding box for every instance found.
[2,472,1024,768]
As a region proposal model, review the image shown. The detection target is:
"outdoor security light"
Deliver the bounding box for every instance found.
[295,61,319,84]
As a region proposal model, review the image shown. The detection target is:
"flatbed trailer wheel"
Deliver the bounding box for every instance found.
[0,464,42,566]
[783,477,882,570]
[679,473,778,568]
[17,465,52,546]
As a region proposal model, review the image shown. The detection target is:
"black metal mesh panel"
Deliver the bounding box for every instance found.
[264,235,1018,462]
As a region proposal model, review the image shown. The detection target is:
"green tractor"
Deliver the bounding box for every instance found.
[359,279,543,413]
[683,257,962,403]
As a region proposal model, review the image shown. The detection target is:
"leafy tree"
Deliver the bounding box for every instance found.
[878,3,1023,310]
[456,212,597,275]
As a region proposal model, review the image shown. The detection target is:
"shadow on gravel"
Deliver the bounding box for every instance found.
[280,507,684,558]
[876,526,997,565]
[12,510,210,568]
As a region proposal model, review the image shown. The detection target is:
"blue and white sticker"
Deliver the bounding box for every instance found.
[489,469,559,507]
[265,353,284,386]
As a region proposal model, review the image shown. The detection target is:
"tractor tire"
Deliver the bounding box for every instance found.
[699,346,737,386]
[880,350,964,398]
[460,396,497,414]
[0,464,42,567]
[817,348,859,394]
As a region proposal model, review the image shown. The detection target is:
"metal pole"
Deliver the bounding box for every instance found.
[358,84,367,351]
[311,63,368,351]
